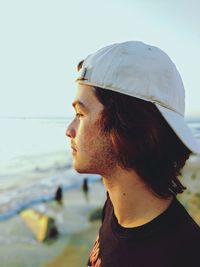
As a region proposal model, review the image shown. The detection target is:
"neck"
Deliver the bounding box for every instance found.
[102,167,173,227]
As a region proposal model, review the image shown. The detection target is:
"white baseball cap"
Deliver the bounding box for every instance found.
[77,41,200,154]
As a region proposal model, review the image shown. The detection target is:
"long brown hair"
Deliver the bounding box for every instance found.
[94,87,191,199]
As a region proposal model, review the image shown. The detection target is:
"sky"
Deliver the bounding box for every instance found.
[0,0,200,118]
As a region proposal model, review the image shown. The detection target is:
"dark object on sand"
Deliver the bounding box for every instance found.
[20,209,59,242]
[191,173,196,180]
[55,186,63,202]
[82,178,89,193]
[89,207,102,222]
[46,217,59,241]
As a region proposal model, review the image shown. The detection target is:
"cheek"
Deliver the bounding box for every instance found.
[76,120,96,146]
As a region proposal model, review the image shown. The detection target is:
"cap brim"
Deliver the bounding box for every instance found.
[155,104,200,155]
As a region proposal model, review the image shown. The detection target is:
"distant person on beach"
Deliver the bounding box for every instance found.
[66,41,200,267]
[82,177,89,193]
[55,185,62,203]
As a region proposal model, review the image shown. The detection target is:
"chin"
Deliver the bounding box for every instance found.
[73,162,88,174]
[73,162,97,174]
[72,157,105,175]
[74,167,86,173]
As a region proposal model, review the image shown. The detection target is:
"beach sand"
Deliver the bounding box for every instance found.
[0,181,106,267]
[0,156,200,267]
[178,155,200,225]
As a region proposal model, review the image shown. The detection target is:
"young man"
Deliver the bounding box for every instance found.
[66,41,200,267]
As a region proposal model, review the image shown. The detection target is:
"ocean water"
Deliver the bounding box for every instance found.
[0,116,200,221]
[0,117,100,220]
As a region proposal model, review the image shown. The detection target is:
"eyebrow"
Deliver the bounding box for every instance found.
[72,100,89,111]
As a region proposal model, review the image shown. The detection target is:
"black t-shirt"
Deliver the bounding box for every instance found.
[87,195,200,267]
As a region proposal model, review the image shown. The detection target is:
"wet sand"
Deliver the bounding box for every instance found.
[0,181,106,267]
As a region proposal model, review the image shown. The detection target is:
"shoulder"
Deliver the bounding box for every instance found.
[177,200,200,234]
[172,199,200,249]
[175,225,200,266]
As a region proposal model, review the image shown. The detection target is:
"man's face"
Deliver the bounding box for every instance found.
[66,84,117,175]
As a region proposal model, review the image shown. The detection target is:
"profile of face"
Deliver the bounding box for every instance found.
[66,84,117,175]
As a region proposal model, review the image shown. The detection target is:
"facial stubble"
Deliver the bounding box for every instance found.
[73,129,118,176]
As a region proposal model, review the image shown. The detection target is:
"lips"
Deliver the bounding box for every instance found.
[71,143,77,152]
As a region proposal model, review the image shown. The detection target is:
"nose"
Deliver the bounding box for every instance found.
[65,120,76,138]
